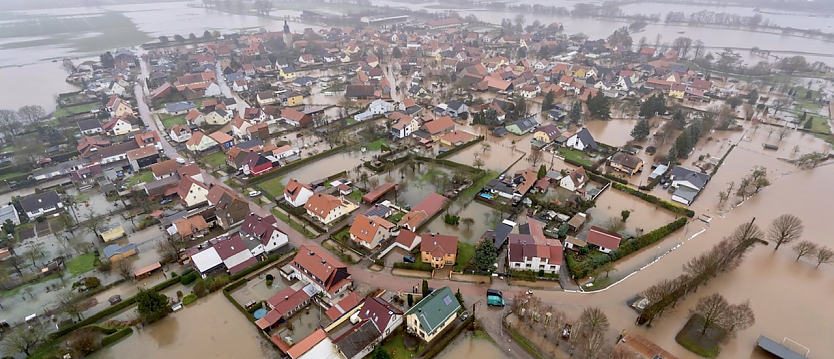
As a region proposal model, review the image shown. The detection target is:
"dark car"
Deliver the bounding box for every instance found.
[403,255,416,263]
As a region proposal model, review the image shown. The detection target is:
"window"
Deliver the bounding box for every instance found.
[526,264,532,268]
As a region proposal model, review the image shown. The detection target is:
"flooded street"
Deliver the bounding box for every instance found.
[436,333,508,359]
[90,293,276,359]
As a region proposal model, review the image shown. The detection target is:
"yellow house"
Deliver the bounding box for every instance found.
[283,92,304,107]
[278,66,296,80]
[669,84,686,99]
[404,287,461,342]
[99,223,125,242]
[420,234,458,269]
[609,152,645,176]
[533,125,561,143]
[572,67,588,79]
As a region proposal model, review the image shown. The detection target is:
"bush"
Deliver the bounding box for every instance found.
[182,293,198,306]
[84,325,117,335]
[180,273,197,285]
[84,277,101,289]
[97,259,112,272]
[171,272,178,278]
[265,274,274,281]
[100,328,133,347]
[612,182,695,217]
[193,281,208,297]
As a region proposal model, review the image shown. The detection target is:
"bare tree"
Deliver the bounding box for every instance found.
[1,324,47,356]
[767,214,804,251]
[578,307,609,336]
[114,259,135,281]
[17,105,46,127]
[691,293,730,335]
[724,300,755,339]
[0,109,20,139]
[792,240,818,262]
[813,246,834,267]
[58,290,85,321]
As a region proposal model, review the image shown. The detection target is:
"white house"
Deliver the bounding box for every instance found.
[369,99,395,115]
[204,82,222,97]
[585,226,621,253]
[349,215,395,250]
[669,166,710,205]
[169,125,192,143]
[102,117,134,136]
[239,213,289,256]
[231,118,253,139]
[287,329,341,359]
[559,167,589,192]
[272,145,300,159]
[107,80,127,96]
[390,114,419,139]
[565,128,598,151]
[176,176,209,208]
[508,237,563,274]
[205,109,232,125]
[283,179,314,207]
[77,119,103,135]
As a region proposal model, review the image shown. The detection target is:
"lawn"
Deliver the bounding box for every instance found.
[160,113,187,129]
[803,116,832,134]
[675,314,724,358]
[0,172,24,181]
[345,118,357,125]
[258,176,286,200]
[387,211,406,224]
[380,330,422,359]
[66,253,96,276]
[0,145,15,153]
[348,189,363,203]
[364,138,388,151]
[201,151,226,168]
[557,148,594,166]
[127,170,154,186]
[459,170,498,200]
[54,102,98,118]
[454,242,475,271]
[271,208,316,239]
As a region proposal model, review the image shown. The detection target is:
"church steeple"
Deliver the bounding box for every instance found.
[283,20,293,49]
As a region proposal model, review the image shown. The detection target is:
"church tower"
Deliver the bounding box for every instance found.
[283,20,293,49]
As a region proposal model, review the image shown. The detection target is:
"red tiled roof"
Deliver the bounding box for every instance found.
[287,329,327,359]
[586,226,621,250]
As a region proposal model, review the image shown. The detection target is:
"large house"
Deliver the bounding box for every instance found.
[405,287,461,342]
[349,215,396,250]
[169,125,192,143]
[304,193,356,225]
[508,220,563,273]
[126,146,159,171]
[281,108,313,127]
[207,185,250,229]
[609,152,644,176]
[669,166,710,205]
[533,125,561,144]
[283,178,314,207]
[186,131,220,153]
[176,176,209,208]
[420,233,458,269]
[565,128,598,151]
[189,233,257,276]
[333,297,403,359]
[505,117,538,135]
[612,333,680,359]
[19,191,64,220]
[290,245,353,298]
[78,119,103,135]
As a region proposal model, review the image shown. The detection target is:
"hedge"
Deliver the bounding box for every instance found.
[567,218,687,278]
[436,136,484,159]
[180,272,197,285]
[250,146,346,184]
[51,269,193,339]
[393,262,434,272]
[182,293,198,306]
[86,324,118,335]
[101,328,133,347]
[612,182,695,217]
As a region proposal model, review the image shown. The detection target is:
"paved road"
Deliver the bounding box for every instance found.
[215,60,250,111]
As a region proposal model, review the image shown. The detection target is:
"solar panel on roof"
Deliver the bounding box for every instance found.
[443,295,452,305]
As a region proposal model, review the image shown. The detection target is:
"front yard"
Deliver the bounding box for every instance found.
[201,151,227,168]
[54,102,98,118]
[65,253,96,276]
[557,148,594,166]
[258,176,286,200]
[380,330,422,359]
[364,138,388,151]
[159,113,187,129]
[454,242,475,271]
[127,170,154,186]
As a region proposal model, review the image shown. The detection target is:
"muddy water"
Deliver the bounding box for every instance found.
[424,201,495,244]
[436,333,509,359]
[584,119,640,148]
[91,293,275,359]
[279,149,381,185]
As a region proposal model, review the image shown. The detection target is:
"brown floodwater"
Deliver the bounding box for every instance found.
[436,333,509,359]
[90,293,275,359]
[279,149,381,185]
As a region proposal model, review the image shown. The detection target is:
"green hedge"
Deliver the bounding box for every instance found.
[180,272,197,285]
[436,136,484,159]
[567,218,687,278]
[393,262,434,272]
[0,163,31,176]
[182,293,197,306]
[101,328,133,347]
[222,286,256,322]
[612,182,695,217]
[86,324,118,335]
[250,146,346,184]
[51,269,193,339]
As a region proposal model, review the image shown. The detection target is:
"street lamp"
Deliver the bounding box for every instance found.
[654,245,660,261]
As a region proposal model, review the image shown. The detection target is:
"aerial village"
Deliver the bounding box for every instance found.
[0,9,832,359]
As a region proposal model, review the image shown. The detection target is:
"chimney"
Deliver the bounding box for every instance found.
[308,250,314,255]
[285,296,289,300]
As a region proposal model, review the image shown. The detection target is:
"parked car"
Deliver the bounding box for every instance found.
[108,295,122,305]
[403,255,416,263]
[249,191,262,197]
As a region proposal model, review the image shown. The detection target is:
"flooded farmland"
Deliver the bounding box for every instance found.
[90,294,275,359]
[436,333,509,359]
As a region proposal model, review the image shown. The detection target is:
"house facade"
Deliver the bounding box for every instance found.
[349,215,395,249]
[404,287,461,342]
[420,233,458,269]
[304,194,356,225]
[283,179,314,207]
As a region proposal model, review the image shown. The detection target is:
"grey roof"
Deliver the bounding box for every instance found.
[756,336,807,359]
[334,320,381,359]
[32,159,90,178]
[236,138,264,150]
[19,191,61,214]
[215,108,228,117]
[364,204,391,218]
[648,164,668,180]
[103,243,138,259]
[508,117,538,133]
[574,128,598,150]
[492,127,508,137]
[404,287,460,334]
[673,186,699,204]
[670,166,710,189]
[293,76,317,85]
[226,73,245,83]
[165,101,196,113]
[78,119,102,131]
[447,100,466,112]
[252,59,271,68]
[485,179,514,195]
[0,206,19,224]
[492,220,515,249]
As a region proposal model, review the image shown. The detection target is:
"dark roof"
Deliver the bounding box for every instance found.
[236,138,265,150]
[91,140,140,161]
[345,85,375,98]
[447,100,466,111]
[610,152,643,170]
[508,117,538,132]
[364,204,391,218]
[574,128,598,150]
[756,335,807,359]
[484,179,514,194]
[19,191,61,213]
[670,166,710,189]
[491,220,515,249]
[78,119,102,131]
[334,320,381,359]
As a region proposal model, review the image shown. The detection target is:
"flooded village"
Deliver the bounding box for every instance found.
[1,1,834,359]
